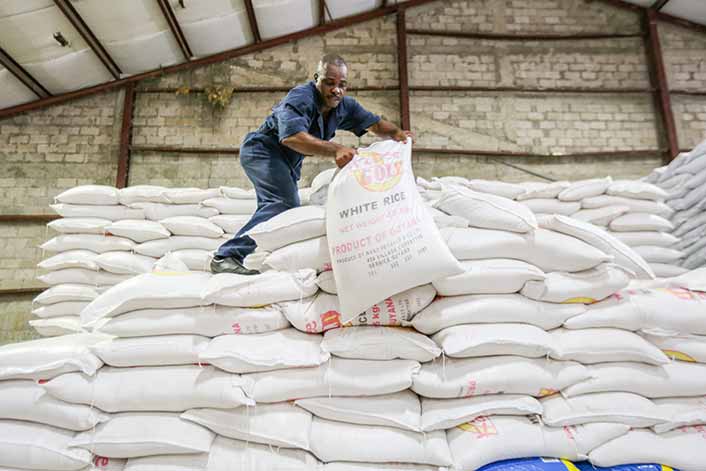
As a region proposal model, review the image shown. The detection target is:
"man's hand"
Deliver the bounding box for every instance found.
[393,129,415,142]
[335,146,357,168]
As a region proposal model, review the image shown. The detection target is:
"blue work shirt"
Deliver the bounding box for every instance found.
[241,81,381,180]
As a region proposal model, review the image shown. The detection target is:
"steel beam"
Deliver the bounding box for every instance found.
[407,29,644,40]
[116,83,136,188]
[651,0,670,11]
[0,47,51,98]
[155,0,193,61]
[396,8,410,130]
[0,215,59,222]
[409,86,654,94]
[243,0,262,43]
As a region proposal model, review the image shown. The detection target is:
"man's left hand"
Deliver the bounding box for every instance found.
[393,130,415,142]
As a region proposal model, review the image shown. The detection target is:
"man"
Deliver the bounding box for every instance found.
[211,54,413,275]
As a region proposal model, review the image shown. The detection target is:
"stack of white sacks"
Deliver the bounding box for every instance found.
[3,141,706,471]
[646,138,706,273]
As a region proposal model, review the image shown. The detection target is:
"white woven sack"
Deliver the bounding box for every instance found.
[51,204,145,221]
[0,333,105,380]
[241,249,270,271]
[118,185,170,205]
[571,206,630,226]
[88,456,127,471]
[80,272,211,326]
[30,316,84,336]
[209,214,250,233]
[558,177,612,201]
[321,326,441,362]
[182,402,311,450]
[32,301,89,318]
[411,293,585,335]
[582,195,673,217]
[129,202,218,220]
[309,417,452,466]
[633,246,685,264]
[242,358,420,403]
[0,380,109,431]
[33,284,100,305]
[202,269,318,307]
[94,252,155,274]
[683,247,706,270]
[263,236,331,272]
[432,259,545,296]
[433,185,538,233]
[521,263,632,304]
[48,217,112,234]
[607,181,668,201]
[246,206,326,251]
[159,216,224,238]
[163,188,220,204]
[92,334,209,367]
[41,234,136,253]
[466,179,526,199]
[412,356,588,398]
[672,185,706,211]
[589,428,706,471]
[643,333,706,363]
[105,219,170,243]
[447,415,628,471]
[161,249,212,271]
[541,392,666,427]
[315,270,337,294]
[550,327,668,365]
[653,397,706,433]
[279,284,436,333]
[56,185,120,205]
[520,198,581,216]
[673,211,706,237]
[610,231,679,248]
[326,139,462,319]
[208,436,318,471]
[654,266,706,292]
[441,227,611,272]
[70,412,215,458]
[0,420,92,470]
[123,454,205,471]
[516,181,571,200]
[432,323,555,358]
[427,206,469,229]
[37,268,132,286]
[563,361,706,398]
[295,390,421,432]
[42,365,253,412]
[38,250,99,271]
[152,253,190,272]
[219,187,256,199]
[202,197,257,215]
[95,305,289,337]
[609,213,673,232]
[421,394,542,432]
[323,463,438,471]
[537,214,654,280]
[135,236,221,257]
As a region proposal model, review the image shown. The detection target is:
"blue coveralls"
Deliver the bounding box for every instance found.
[215,81,381,262]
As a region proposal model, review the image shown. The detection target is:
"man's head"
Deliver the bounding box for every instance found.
[314,54,348,111]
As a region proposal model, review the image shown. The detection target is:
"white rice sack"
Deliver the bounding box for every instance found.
[295,390,421,432]
[0,333,106,380]
[37,268,132,286]
[41,234,136,253]
[95,305,289,337]
[441,227,611,272]
[610,230,679,248]
[209,214,250,234]
[550,328,668,365]
[589,428,706,471]
[130,202,219,220]
[208,436,318,471]
[94,252,156,274]
[322,326,441,362]
[0,380,109,431]
[581,195,673,217]
[182,402,311,450]
[432,323,555,358]
[202,269,317,307]
[558,177,612,201]
[466,179,526,199]
[38,250,99,271]
[516,181,570,200]
[672,184,706,212]
[160,249,212,271]
[70,412,215,458]
[683,248,706,270]
[421,394,542,432]
[309,417,452,466]
[571,206,630,226]
[315,270,337,294]
[105,219,170,243]
[43,365,252,412]
[447,416,627,471]
[432,185,537,233]
[609,213,674,232]
[241,248,270,271]
[263,236,331,272]
[32,301,89,319]
[427,206,469,229]
[56,185,120,205]
[672,204,702,229]
[674,211,706,237]
[326,139,462,319]
[309,169,336,205]
[412,356,589,398]
[242,358,420,403]
[520,198,581,216]
[152,252,190,272]
[134,236,221,257]
[521,263,632,304]
[163,187,220,204]
[433,259,545,296]
[80,272,211,326]
[280,284,436,333]
[92,334,209,367]
[123,454,204,471]
[119,185,170,205]
[33,284,100,305]
[411,293,585,334]
[635,246,685,265]
[653,396,706,433]
[159,216,223,238]
[200,329,328,373]
[644,333,706,363]
[0,420,92,470]
[246,206,326,251]
[564,361,706,398]
[219,187,256,199]
[323,463,438,471]
[30,316,84,337]
[541,392,666,427]
[202,197,256,215]
[48,217,112,234]
[607,180,669,201]
[51,203,145,221]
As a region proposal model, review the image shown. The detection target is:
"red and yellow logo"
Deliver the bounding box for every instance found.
[350,150,403,192]
[458,416,498,438]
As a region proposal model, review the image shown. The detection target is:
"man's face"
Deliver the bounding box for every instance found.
[316,63,348,110]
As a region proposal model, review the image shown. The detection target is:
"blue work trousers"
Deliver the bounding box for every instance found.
[215,137,301,262]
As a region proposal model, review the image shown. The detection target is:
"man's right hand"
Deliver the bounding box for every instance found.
[335,146,357,169]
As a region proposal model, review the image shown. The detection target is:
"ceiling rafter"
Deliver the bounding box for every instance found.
[589,0,706,34]
[53,0,122,79]
[0,47,51,98]
[243,0,262,43]
[319,0,327,25]
[155,0,193,61]
[650,0,671,11]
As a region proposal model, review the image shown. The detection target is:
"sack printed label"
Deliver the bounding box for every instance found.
[458,416,498,438]
[351,148,403,192]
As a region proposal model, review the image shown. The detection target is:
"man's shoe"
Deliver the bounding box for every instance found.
[210,256,260,275]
